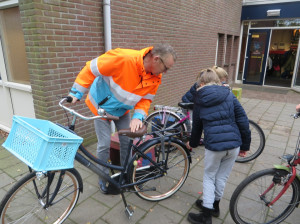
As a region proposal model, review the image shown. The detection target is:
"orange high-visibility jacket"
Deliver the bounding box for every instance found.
[69,47,162,120]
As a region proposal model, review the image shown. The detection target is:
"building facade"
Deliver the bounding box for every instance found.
[0,0,242,141]
[237,0,300,90]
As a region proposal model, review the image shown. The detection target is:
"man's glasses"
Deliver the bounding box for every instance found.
[159,57,170,72]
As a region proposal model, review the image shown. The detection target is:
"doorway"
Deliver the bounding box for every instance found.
[265,29,298,87]
[243,29,270,85]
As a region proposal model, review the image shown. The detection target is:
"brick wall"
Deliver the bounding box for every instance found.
[19,0,242,142]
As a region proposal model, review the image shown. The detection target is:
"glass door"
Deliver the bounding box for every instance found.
[243,29,270,85]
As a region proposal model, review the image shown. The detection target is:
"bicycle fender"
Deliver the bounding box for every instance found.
[69,168,84,193]
[273,165,300,185]
[170,137,192,164]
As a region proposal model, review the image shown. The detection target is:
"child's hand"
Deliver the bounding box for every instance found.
[296,104,300,112]
[186,141,192,150]
[239,150,247,157]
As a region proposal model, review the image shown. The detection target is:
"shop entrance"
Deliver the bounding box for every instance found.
[242,28,299,87]
[265,29,298,87]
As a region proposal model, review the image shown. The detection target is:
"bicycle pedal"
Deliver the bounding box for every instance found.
[125,205,134,219]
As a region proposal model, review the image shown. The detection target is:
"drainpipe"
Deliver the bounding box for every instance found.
[103,0,115,132]
[103,0,112,51]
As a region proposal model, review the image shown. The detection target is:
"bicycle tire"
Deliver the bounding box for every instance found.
[0,169,82,224]
[129,138,190,201]
[235,119,265,163]
[229,168,300,224]
[145,111,187,138]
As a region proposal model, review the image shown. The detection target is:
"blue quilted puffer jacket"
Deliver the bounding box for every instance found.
[189,85,251,152]
[181,83,197,103]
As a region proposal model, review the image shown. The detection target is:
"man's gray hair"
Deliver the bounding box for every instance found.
[152,43,177,61]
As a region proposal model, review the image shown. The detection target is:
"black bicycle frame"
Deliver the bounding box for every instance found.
[74,134,177,192]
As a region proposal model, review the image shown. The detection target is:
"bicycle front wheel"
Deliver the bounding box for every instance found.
[236,119,265,163]
[130,140,190,201]
[0,169,81,224]
[230,168,300,224]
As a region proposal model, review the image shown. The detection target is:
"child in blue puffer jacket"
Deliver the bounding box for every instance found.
[182,66,229,147]
[187,69,251,224]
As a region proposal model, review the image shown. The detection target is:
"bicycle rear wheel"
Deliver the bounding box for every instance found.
[236,119,265,163]
[145,111,187,139]
[0,169,81,224]
[230,168,300,224]
[130,139,190,201]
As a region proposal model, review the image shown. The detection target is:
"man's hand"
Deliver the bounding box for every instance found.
[239,150,247,157]
[130,118,143,132]
[68,95,78,104]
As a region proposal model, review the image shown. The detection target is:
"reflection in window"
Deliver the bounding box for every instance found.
[0,7,30,85]
[251,19,300,28]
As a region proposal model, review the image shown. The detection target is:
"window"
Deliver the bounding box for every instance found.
[216,34,225,66]
[0,7,30,85]
[225,35,233,65]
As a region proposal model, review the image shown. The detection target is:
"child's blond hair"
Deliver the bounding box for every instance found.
[197,68,221,87]
[211,66,228,82]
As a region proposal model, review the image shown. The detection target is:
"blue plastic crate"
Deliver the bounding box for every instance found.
[2,116,83,171]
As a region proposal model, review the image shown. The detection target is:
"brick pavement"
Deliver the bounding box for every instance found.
[0,86,300,223]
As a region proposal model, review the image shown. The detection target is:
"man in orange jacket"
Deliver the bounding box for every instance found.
[69,44,177,193]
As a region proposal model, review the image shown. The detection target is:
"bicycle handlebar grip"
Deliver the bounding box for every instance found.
[103,113,119,121]
[66,96,73,103]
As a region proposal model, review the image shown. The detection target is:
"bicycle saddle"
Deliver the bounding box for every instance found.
[178,102,194,110]
[118,125,147,138]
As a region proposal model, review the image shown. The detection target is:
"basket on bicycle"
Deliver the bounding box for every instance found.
[2,116,83,171]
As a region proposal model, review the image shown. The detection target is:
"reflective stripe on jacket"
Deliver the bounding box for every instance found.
[69,47,162,120]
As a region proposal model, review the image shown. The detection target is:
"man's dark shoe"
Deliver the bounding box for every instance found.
[195,199,220,217]
[188,207,212,224]
[99,180,108,194]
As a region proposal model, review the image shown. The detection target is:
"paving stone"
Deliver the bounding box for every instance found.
[126,192,156,212]
[138,204,182,224]
[3,162,28,178]
[188,164,204,181]
[180,176,203,197]
[0,172,14,188]
[227,171,247,186]
[0,188,7,201]
[158,191,197,216]
[68,198,110,224]
[0,148,11,159]
[102,201,146,224]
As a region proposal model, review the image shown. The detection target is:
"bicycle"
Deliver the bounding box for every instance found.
[0,97,191,223]
[229,112,300,224]
[145,102,266,163]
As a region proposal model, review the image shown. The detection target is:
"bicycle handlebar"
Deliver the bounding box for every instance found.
[59,97,119,121]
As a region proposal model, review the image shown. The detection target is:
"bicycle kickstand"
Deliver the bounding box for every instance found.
[121,191,134,219]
